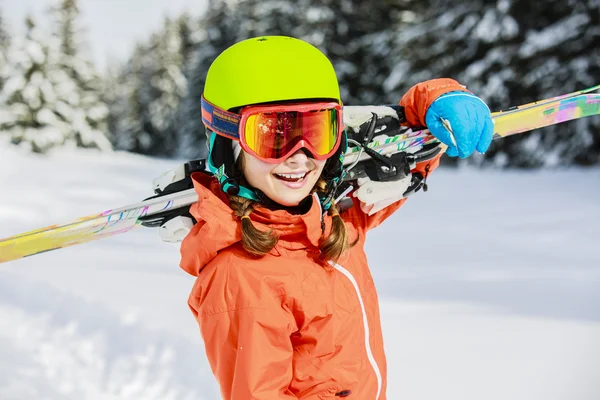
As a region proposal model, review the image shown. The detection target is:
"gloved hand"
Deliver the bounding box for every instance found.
[353,174,413,215]
[425,91,494,158]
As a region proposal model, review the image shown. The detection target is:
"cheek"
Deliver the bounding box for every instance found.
[242,154,274,188]
[314,160,327,176]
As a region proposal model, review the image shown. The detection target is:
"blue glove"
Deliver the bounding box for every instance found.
[425,91,494,158]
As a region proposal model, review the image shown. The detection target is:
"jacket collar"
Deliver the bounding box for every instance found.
[180,172,331,276]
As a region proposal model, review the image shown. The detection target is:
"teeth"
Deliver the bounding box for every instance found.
[277,172,307,179]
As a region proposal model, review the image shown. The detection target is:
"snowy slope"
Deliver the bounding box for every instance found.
[0,145,599,400]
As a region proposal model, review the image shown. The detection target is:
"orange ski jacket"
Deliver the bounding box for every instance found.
[180,78,465,399]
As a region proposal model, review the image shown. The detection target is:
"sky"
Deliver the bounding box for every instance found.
[2,0,208,70]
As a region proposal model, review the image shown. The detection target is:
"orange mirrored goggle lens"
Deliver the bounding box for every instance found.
[243,107,339,161]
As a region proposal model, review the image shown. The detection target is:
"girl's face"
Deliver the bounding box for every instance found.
[242,149,327,207]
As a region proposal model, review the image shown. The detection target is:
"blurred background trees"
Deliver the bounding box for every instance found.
[384,0,600,166]
[0,0,110,152]
[0,0,599,166]
[0,7,9,91]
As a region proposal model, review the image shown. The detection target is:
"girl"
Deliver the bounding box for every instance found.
[179,36,492,399]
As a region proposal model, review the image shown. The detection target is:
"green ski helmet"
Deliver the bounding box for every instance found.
[202,36,346,203]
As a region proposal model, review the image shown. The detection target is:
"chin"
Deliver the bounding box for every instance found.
[268,185,315,207]
[265,175,319,207]
[271,193,309,207]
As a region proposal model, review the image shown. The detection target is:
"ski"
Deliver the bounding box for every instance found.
[0,188,200,263]
[1,85,599,264]
[344,84,600,164]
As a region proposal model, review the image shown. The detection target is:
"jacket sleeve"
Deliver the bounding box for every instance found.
[343,153,442,232]
[188,261,298,400]
[399,78,470,128]
[341,78,464,232]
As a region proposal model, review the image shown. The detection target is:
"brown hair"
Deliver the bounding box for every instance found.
[228,194,279,257]
[227,175,357,263]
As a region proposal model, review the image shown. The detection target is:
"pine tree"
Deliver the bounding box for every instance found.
[497,0,600,166]
[0,6,10,90]
[148,17,190,155]
[177,12,200,68]
[310,0,414,105]
[0,2,112,154]
[177,0,240,159]
[0,7,10,135]
[0,6,8,49]
[104,60,138,151]
[106,43,155,154]
[385,0,600,167]
[107,16,192,156]
[230,0,413,104]
[49,0,111,151]
[234,0,309,37]
[0,16,94,152]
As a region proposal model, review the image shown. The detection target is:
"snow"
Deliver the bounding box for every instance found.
[0,146,599,399]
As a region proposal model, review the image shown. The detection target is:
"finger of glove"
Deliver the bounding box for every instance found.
[425,108,459,155]
[452,117,478,158]
[431,112,478,158]
[476,115,494,154]
[445,146,459,157]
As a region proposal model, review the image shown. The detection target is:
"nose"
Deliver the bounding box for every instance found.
[285,148,311,165]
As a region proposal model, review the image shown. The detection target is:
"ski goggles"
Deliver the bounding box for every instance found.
[201,95,343,163]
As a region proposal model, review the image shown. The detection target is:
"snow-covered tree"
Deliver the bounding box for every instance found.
[146,17,190,155]
[0,7,8,48]
[177,0,240,159]
[385,0,600,167]
[49,0,111,151]
[101,0,598,166]
[103,60,136,151]
[177,12,200,68]
[108,15,193,156]
[0,7,10,90]
[305,0,414,105]
[0,16,109,152]
[230,0,414,104]
[234,0,309,37]
[0,6,8,48]
[106,43,155,154]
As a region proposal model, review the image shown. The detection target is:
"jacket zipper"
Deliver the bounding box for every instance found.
[329,261,382,399]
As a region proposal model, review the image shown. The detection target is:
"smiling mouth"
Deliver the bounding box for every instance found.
[274,172,309,182]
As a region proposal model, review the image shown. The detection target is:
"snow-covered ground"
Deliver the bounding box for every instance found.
[0,145,599,400]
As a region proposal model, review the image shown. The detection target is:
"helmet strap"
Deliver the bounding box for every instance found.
[319,130,348,210]
[207,132,260,201]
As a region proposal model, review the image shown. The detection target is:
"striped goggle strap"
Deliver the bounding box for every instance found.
[201,95,241,141]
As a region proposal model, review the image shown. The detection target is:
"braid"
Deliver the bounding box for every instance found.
[228,153,355,261]
[228,194,278,257]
